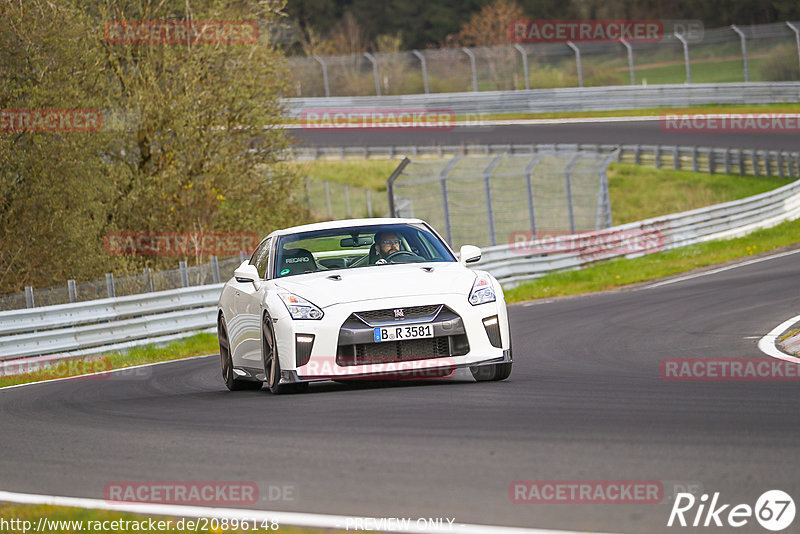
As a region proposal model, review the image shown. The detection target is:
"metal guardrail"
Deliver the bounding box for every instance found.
[285,82,800,116]
[477,175,800,286]
[2,151,799,364]
[0,285,222,365]
[293,143,800,179]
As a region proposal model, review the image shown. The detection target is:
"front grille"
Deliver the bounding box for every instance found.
[353,305,442,325]
[337,337,453,366]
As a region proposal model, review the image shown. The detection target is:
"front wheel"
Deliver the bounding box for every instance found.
[262,314,309,395]
[470,345,513,382]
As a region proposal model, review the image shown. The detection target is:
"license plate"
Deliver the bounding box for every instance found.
[374,323,434,342]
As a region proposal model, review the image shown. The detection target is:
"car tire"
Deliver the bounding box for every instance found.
[470,344,513,382]
[219,315,262,391]
[262,314,309,395]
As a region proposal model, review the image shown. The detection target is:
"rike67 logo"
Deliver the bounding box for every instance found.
[668,490,795,531]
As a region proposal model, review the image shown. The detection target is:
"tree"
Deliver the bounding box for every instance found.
[0,0,305,293]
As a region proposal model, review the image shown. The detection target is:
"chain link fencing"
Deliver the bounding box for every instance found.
[285,22,800,98]
[388,151,616,250]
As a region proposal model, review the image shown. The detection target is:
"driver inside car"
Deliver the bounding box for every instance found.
[370,231,403,264]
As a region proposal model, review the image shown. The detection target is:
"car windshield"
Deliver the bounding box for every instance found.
[273,223,455,278]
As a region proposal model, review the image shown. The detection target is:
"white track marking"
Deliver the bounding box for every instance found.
[758,315,800,364]
[644,248,800,289]
[0,490,619,534]
[0,354,214,391]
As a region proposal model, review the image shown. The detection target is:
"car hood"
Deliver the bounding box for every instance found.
[273,262,477,308]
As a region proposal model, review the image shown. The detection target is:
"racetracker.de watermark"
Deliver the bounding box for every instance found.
[103,231,258,256]
[1,109,102,133]
[509,19,703,43]
[104,20,258,45]
[510,481,663,504]
[104,482,259,506]
[508,228,665,258]
[300,108,456,131]
[297,355,458,381]
[661,113,800,133]
[0,357,112,379]
[661,358,800,381]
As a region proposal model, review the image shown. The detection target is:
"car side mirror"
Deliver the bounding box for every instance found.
[234,261,262,290]
[459,245,482,266]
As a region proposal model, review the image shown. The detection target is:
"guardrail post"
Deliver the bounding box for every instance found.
[105,273,116,298]
[462,48,478,92]
[692,146,699,172]
[211,255,221,284]
[654,145,661,168]
[738,149,745,176]
[674,32,691,83]
[312,55,330,98]
[439,156,462,245]
[524,155,543,235]
[730,25,749,82]
[708,149,715,174]
[673,146,679,169]
[513,44,530,90]
[778,152,785,178]
[411,50,430,94]
[724,148,731,175]
[325,181,332,218]
[752,150,759,177]
[787,22,800,77]
[566,41,583,87]
[67,280,77,303]
[634,144,641,165]
[179,261,189,288]
[344,184,351,218]
[363,52,381,96]
[764,151,772,177]
[789,153,796,179]
[24,286,34,308]
[619,38,635,85]
[564,154,581,234]
[483,155,504,246]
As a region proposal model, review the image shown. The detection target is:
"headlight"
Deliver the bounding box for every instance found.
[469,273,496,305]
[279,292,324,320]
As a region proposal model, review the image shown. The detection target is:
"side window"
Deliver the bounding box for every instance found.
[250,238,271,279]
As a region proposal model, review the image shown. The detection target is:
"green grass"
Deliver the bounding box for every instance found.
[291,159,398,191]
[0,333,218,388]
[505,217,800,303]
[631,57,770,85]
[0,503,335,534]
[607,164,791,225]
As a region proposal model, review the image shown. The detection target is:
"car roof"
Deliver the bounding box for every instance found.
[265,218,426,239]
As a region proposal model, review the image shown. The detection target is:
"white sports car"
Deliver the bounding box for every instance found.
[217,218,512,393]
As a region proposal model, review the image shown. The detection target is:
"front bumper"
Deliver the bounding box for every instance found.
[272,293,511,383]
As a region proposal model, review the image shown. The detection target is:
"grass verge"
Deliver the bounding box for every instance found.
[0,333,218,388]
[607,164,790,225]
[0,503,335,534]
[505,218,800,303]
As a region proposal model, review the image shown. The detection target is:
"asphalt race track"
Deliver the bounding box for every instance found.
[2,250,799,533]
[291,119,800,152]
